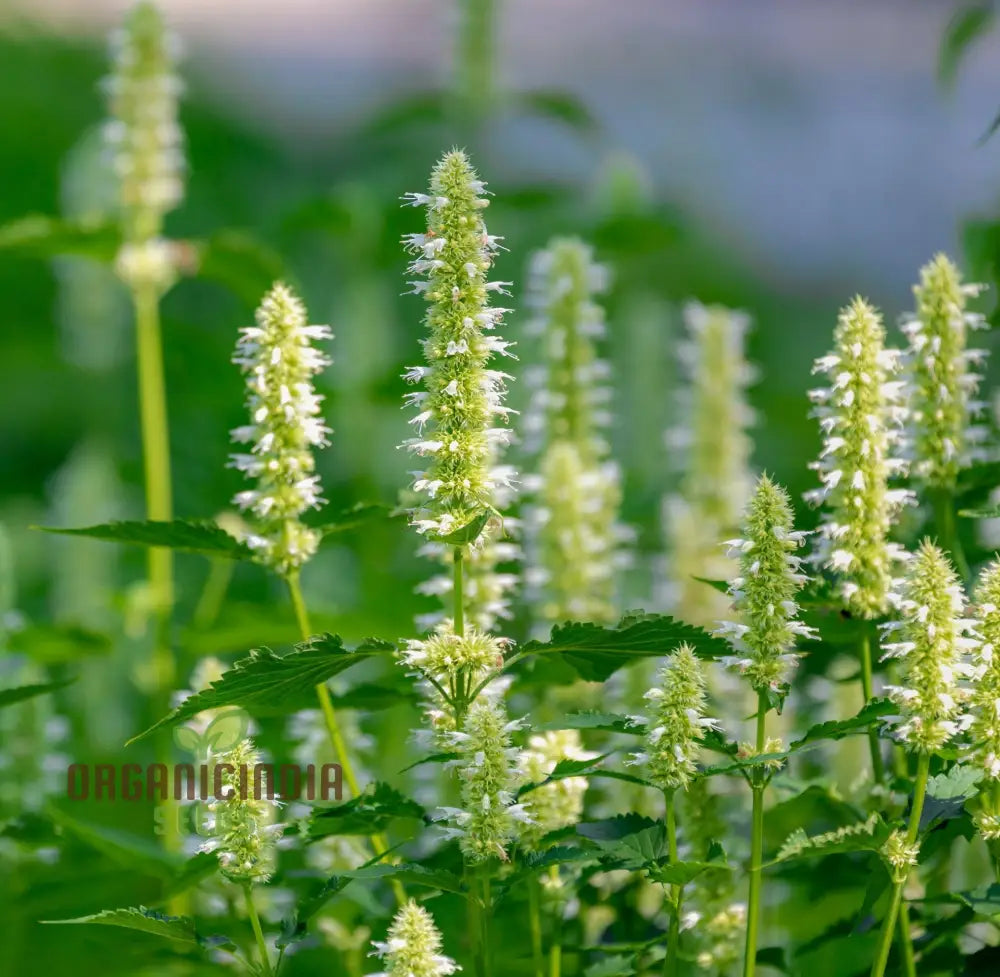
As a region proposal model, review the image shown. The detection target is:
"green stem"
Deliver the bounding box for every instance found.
[481,868,494,977]
[549,868,563,977]
[454,0,495,123]
[742,694,768,977]
[897,904,917,977]
[870,753,931,977]
[454,545,466,637]
[133,280,184,911]
[192,557,233,631]
[467,865,485,977]
[528,877,544,977]
[285,571,405,905]
[663,790,681,977]
[930,486,970,583]
[243,883,274,977]
[859,628,885,785]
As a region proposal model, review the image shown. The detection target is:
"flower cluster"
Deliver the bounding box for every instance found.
[229,283,332,576]
[400,149,515,539]
[880,540,976,753]
[628,644,716,792]
[200,738,281,884]
[717,475,815,692]
[442,698,530,862]
[368,900,459,977]
[661,302,754,625]
[902,253,989,488]
[103,1,184,288]
[521,237,629,628]
[401,624,508,680]
[971,560,1000,780]
[519,729,595,849]
[806,297,911,617]
[880,830,920,884]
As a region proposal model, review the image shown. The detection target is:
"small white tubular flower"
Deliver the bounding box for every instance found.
[444,697,526,863]
[902,253,989,489]
[971,560,1000,782]
[522,237,630,628]
[401,624,508,680]
[661,302,754,626]
[807,297,911,618]
[881,539,976,754]
[716,475,816,693]
[229,282,332,576]
[200,738,281,884]
[368,900,459,977]
[628,644,715,792]
[103,2,184,251]
[400,149,514,540]
[519,729,596,849]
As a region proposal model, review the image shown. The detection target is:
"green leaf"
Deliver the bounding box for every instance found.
[429,509,494,545]
[516,612,730,682]
[36,519,254,559]
[920,883,1000,917]
[790,698,895,749]
[533,711,642,735]
[645,859,731,885]
[6,624,111,663]
[927,763,984,800]
[306,782,426,838]
[774,814,889,863]
[317,502,394,538]
[578,814,665,870]
[583,954,636,977]
[0,678,74,709]
[338,862,465,894]
[514,91,599,132]
[41,906,235,952]
[939,4,994,90]
[128,634,391,743]
[0,214,120,260]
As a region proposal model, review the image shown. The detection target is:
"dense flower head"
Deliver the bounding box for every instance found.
[369,900,459,977]
[806,297,911,617]
[401,623,509,679]
[229,282,332,576]
[521,237,630,628]
[880,830,920,884]
[716,475,815,692]
[902,253,989,488]
[661,302,755,624]
[523,441,627,627]
[881,539,976,753]
[200,738,281,884]
[971,559,1000,780]
[627,644,716,791]
[103,1,184,244]
[441,697,529,862]
[519,729,595,849]
[400,149,515,539]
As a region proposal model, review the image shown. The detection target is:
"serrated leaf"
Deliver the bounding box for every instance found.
[774,814,889,863]
[6,624,111,663]
[0,214,120,260]
[338,862,465,893]
[939,4,994,90]
[517,613,730,682]
[790,698,895,749]
[927,763,983,800]
[583,954,635,977]
[37,519,253,559]
[0,678,75,709]
[645,859,730,885]
[41,906,235,952]
[306,782,426,838]
[128,634,391,743]
[578,814,665,870]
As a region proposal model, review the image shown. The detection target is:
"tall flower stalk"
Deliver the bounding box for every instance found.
[628,645,716,976]
[807,297,911,781]
[102,0,185,880]
[661,302,754,626]
[902,254,988,579]
[230,282,400,893]
[870,541,976,977]
[716,476,814,977]
[522,236,628,630]
[401,149,516,977]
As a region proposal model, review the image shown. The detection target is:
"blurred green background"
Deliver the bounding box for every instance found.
[2,1,1000,974]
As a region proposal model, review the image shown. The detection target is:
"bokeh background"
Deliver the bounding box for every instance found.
[2,1,1000,974]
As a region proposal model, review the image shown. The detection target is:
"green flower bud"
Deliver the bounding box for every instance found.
[400,149,515,539]
[807,297,912,617]
[628,644,716,792]
[201,738,281,884]
[903,253,989,489]
[229,283,332,576]
[369,900,459,977]
[717,475,815,692]
[103,2,184,246]
[661,302,754,625]
[881,540,976,753]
